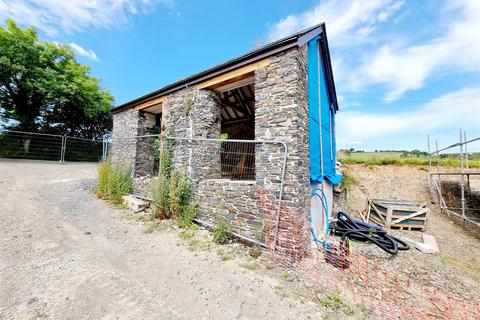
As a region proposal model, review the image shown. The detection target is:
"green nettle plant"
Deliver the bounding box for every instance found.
[213,214,232,244]
[178,202,198,229]
[150,174,170,219]
[150,136,197,226]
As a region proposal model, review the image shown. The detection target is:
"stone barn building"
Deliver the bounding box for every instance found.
[110,23,342,245]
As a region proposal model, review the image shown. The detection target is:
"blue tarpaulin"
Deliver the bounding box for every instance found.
[308,36,342,185]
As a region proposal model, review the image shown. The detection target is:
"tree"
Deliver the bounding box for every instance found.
[0,19,113,139]
[410,149,425,157]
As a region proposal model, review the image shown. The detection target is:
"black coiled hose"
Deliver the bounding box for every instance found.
[333,212,410,255]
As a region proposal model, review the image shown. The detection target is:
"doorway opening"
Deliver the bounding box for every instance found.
[218,79,255,180]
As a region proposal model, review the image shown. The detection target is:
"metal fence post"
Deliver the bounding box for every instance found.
[434,139,444,215]
[427,135,431,194]
[60,135,65,163]
[464,130,469,170]
[459,129,466,227]
[102,135,106,162]
[61,135,68,163]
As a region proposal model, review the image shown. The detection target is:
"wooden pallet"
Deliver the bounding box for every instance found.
[390,225,425,231]
[363,198,428,231]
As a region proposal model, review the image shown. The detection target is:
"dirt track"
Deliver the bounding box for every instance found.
[0,159,322,319]
[2,160,478,319]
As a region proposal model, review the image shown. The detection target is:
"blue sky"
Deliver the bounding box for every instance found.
[1,0,479,151]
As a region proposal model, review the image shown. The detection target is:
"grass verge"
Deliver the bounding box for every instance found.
[339,154,480,167]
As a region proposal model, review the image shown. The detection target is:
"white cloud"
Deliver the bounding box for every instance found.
[0,0,172,35]
[268,0,480,102]
[336,86,480,147]
[347,0,480,101]
[68,42,99,61]
[268,0,404,44]
[267,0,479,150]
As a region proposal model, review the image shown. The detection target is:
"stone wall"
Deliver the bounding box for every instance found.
[254,45,311,253]
[162,87,222,183]
[197,179,260,239]
[110,108,139,169]
[162,87,232,229]
[111,108,158,195]
[190,90,222,183]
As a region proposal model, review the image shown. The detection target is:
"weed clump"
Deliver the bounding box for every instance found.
[178,202,198,228]
[213,215,231,244]
[340,169,357,192]
[319,293,355,316]
[179,226,197,240]
[239,262,259,271]
[218,249,235,261]
[95,160,132,204]
[248,247,262,259]
[281,271,294,282]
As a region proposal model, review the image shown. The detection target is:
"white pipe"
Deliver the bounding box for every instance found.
[317,41,324,178]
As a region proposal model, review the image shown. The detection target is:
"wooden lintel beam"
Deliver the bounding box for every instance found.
[134,95,166,111]
[196,58,270,90]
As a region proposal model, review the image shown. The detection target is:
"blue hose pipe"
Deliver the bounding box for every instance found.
[310,188,333,248]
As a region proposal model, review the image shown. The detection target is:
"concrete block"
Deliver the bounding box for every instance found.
[416,234,439,254]
[122,195,149,212]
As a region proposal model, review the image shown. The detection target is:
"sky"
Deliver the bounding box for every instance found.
[1,0,479,151]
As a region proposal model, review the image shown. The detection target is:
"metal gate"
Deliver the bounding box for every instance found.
[0,130,104,162]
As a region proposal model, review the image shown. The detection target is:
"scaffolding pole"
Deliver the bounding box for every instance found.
[435,139,444,214]
[459,129,466,227]
[464,131,469,170]
[428,130,479,229]
[427,134,432,199]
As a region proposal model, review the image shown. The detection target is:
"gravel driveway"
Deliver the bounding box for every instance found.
[0,159,321,319]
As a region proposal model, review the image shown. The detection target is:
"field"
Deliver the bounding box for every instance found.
[338,151,480,167]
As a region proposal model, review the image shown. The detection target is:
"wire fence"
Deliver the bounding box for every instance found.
[428,130,480,229]
[106,134,160,196]
[219,140,256,180]
[0,130,104,162]
[108,134,288,241]
[164,136,287,184]
[168,136,287,242]
[64,136,104,162]
[107,134,287,183]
